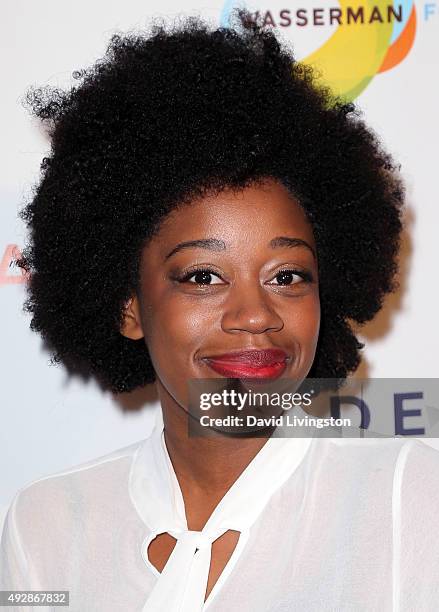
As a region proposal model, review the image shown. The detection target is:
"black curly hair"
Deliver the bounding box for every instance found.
[17,13,404,394]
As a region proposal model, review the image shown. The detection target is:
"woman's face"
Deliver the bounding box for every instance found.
[122,177,320,411]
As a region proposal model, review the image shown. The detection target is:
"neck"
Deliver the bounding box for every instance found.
[157,381,271,496]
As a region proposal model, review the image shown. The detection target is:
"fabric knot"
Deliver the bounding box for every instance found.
[140,417,313,611]
[177,529,214,551]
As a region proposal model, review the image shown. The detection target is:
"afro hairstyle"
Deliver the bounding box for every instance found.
[17,14,405,394]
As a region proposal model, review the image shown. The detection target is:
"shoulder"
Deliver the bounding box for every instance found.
[324,437,439,504]
[7,439,145,530]
[393,441,439,601]
[317,436,439,463]
[308,437,439,487]
[309,436,412,469]
[1,438,150,588]
[399,437,439,470]
[396,439,439,504]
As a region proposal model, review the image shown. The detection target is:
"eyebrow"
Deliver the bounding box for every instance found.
[269,236,316,259]
[165,238,226,260]
[164,236,316,261]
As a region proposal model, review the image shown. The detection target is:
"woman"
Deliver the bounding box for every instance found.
[2,14,438,612]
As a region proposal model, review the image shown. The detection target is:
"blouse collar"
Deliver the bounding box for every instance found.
[130,407,313,534]
[129,407,313,611]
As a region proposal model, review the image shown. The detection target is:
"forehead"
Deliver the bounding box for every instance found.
[149,179,316,253]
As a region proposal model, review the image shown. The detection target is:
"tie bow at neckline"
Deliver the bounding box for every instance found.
[129,410,313,611]
[175,530,225,550]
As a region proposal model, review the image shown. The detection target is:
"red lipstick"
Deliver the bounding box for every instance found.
[202,349,289,380]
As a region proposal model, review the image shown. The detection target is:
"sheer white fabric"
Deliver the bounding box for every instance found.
[2,409,439,612]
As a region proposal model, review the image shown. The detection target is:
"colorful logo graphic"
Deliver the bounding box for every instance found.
[220,1,417,100]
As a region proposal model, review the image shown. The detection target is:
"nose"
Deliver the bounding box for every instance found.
[220,281,284,335]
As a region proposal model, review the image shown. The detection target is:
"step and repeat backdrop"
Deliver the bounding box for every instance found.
[1,0,438,525]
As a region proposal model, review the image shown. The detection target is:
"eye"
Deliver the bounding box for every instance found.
[179,267,225,285]
[268,268,313,286]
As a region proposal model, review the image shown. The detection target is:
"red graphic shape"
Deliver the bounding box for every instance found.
[0,244,26,285]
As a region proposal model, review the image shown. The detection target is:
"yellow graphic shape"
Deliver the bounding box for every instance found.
[302,0,394,101]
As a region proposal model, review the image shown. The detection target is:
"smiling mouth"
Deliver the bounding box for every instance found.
[201,351,289,381]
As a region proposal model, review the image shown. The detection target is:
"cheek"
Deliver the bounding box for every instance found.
[284,296,320,345]
[144,297,214,367]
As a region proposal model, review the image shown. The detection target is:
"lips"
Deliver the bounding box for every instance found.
[201,349,289,380]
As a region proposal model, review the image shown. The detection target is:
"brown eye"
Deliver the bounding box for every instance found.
[180,268,224,285]
[274,270,297,285]
[268,269,314,286]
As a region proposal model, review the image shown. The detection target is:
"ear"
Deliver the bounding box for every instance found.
[120,295,144,340]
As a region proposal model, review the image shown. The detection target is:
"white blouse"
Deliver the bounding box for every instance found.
[2,408,439,611]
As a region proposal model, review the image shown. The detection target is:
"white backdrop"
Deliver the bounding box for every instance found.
[1,0,439,526]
